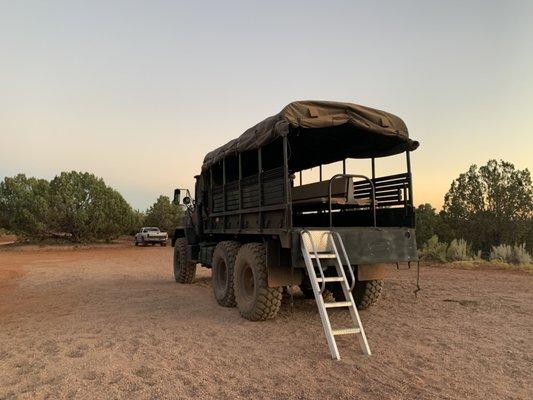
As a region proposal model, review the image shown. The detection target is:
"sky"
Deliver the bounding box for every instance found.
[1,1,532,211]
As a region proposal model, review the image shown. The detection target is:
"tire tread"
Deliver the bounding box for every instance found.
[235,243,282,321]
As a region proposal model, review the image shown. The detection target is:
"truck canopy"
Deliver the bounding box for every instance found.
[202,100,419,171]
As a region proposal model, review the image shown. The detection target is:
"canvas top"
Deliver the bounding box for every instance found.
[202,100,419,170]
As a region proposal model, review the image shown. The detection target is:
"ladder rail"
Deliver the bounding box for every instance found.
[300,229,327,293]
[330,230,356,291]
[300,230,340,359]
[327,231,371,357]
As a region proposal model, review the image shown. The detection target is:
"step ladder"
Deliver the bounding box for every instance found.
[300,229,371,360]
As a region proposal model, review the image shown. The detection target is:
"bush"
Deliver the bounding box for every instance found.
[446,239,473,261]
[490,243,532,265]
[144,196,184,234]
[48,171,137,241]
[513,244,532,264]
[442,160,533,254]
[0,174,50,237]
[415,204,439,247]
[419,235,448,262]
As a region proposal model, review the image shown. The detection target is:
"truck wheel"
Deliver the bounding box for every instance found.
[352,279,384,309]
[328,274,384,310]
[173,238,196,283]
[212,241,240,307]
[234,243,282,321]
[300,286,335,302]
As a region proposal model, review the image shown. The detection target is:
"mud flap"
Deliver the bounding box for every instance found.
[266,240,302,287]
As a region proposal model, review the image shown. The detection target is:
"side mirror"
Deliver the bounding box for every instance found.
[173,189,181,205]
[182,196,191,205]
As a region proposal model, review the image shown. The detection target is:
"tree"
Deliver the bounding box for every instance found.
[442,160,533,253]
[415,203,440,247]
[48,171,136,241]
[129,209,145,235]
[144,195,184,233]
[0,174,50,236]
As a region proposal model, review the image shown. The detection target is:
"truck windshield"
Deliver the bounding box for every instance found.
[145,228,160,232]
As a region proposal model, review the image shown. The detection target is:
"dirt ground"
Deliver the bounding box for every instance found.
[0,244,531,400]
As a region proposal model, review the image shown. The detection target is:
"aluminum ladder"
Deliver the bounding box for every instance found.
[300,229,371,360]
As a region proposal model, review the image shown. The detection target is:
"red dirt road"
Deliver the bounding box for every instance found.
[0,245,531,399]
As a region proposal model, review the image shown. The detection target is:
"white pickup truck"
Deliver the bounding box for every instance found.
[134,227,168,246]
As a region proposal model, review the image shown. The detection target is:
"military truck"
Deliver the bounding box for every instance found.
[171,101,419,357]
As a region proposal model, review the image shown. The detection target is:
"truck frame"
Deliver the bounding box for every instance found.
[172,100,419,321]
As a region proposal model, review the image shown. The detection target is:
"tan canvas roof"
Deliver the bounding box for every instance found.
[202,100,418,170]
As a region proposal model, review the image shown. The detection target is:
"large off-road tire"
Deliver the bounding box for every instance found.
[352,279,384,309]
[173,238,196,283]
[300,285,335,302]
[212,241,240,307]
[327,270,384,309]
[234,243,282,321]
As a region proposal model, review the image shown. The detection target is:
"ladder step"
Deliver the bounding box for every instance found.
[324,301,352,308]
[332,328,361,336]
[310,253,336,259]
[316,277,344,283]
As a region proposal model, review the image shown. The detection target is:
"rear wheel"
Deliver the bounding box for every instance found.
[352,279,384,309]
[300,285,335,302]
[212,241,240,307]
[234,243,282,321]
[173,238,196,283]
[327,268,384,309]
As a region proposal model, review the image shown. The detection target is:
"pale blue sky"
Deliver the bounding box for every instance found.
[1,1,532,210]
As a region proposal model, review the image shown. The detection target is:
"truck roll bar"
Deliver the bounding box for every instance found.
[328,174,376,228]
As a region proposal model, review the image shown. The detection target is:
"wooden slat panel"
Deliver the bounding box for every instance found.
[355,179,408,191]
[355,188,402,199]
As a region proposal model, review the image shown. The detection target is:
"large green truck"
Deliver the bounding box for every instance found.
[172,100,419,325]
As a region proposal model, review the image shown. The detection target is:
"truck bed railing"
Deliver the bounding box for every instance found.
[329,174,376,228]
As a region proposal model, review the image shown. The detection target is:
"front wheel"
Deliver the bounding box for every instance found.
[173,238,196,283]
[234,243,282,321]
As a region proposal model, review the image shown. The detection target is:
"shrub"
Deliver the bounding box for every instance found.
[415,204,439,247]
[446,239,473,261]
[442,160,533,254]
[511,244,532,265]
[0,174,50,236]
[419,235,448,262]
[490,243,532,265]
[48,171,136,241]
[144,195,184,234]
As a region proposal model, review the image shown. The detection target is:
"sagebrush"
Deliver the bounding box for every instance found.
[490,243,532,265]
[419,235,448,262]
[446,238,473,261]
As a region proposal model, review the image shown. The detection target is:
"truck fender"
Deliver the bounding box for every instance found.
[171,228,185,247]
[357,263,391,281]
